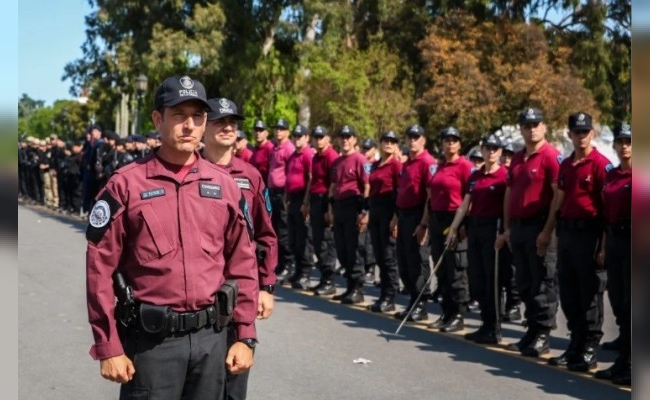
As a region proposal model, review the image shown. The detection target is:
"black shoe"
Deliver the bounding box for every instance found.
[440,314,464,333]
[595,359,627,380]
[394,303,428,322]
[473,329,502,344]
[276,269,291,285]
[364,265,376,284]
[506,329,537,352]
[427,315,447,329]
[567,344,598,372]
[503,306,522,322]
[291,276,311,290]
[611,367,631,386]
[520,332,550,357]
[368,297,395,313]
[312,281,336,296]
[548,337,581,366]
[341,289,364,304]
[335,266,346,276]
[464,326,489,341]
[332,287,353,301]
[468,300,480,312]
[601,336,621,352]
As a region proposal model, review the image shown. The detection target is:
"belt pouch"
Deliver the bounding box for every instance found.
[139,303,171,335]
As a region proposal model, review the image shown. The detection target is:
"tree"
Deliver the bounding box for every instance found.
[18,94,45,119]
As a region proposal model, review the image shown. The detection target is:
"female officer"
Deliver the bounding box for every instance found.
[594,123,631,385]
[418,127,473,332]
[445,134,507,343]
[367,131,403,312]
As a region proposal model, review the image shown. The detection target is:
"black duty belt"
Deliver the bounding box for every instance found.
[169,306,217,333]
[510,215,547,228]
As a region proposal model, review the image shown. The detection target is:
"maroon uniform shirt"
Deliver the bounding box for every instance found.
[310,146,339,195]
[428,156,473,212]
[396,151,437,209]
[235,146,254,163]
[467,165,508,217]
[507,142,561,219]
[85,154,258,360]
[558,148,611,219]
[369,156,402,197]
[267,140,295,189]
[250,140,274,183]
[215,156,278,288]
[602,166,631,224]
[330,151,368,200]
[285,146,314,195]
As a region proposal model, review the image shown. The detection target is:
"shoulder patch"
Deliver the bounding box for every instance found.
[234,177,251,190]
[605,163,614,173]
[363,162,373,175]
[263,188,272,213]
[557,154,563,165]
[429,164,438,176]
[86,191,122,244]
[239,195,254,237]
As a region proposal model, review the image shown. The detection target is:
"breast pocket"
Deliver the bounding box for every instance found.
[132,204,175,264]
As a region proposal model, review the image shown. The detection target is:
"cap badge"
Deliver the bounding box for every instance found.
[180,76,194,89]
[526,108,535,117]
[578,113,585,121]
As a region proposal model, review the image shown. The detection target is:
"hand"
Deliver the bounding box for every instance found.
[356,212,369,232]
[389,216,398,239]
[596,250,605,269]
[413,224,428,246]
[445,229,458,248]
[300,203,310,220]
[99,354,135,384]
[325,210,333,227]
[257,290,274,319]
[226,342,254,375]
[495,230,510,250]
[536,229,552,256]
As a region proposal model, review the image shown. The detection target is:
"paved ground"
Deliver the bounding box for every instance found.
[18,203,631,399]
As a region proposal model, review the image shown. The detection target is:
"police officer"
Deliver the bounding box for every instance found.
[85,76,258,399]
[202,97,279,399]
[250,120,274,183]
[284,124,315,289]
[61,139,84,214]
[468,148,484,172]
[367,131,402,312]
[359,139,378,282]
[419,126,473,332]
[594,123,631,385]
[501,140,515,168]
[547,112,612,372]
[445,133,507,343]
[304,126,339,296]
[392,124,437,321]
[328,125,370,304]
[496,107,561,357]
[234,130,254,163]
[129,134,149,160]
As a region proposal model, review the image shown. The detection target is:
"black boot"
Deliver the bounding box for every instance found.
[595,356,628,380]
[473,327,501,344]
[341,282,364,304]
[291,274,311,290]
[548,335,581,366]
[611,366,631,386]
[311,280,336,296]
[440,314,464,333]
[567,340,599,372]
[364,265,376,284]
[395,301,427,322]
[464,325,489,341]
[427,314,447,329]
[332,282,354,301]
[601,336,621,352]
[368,296,395,313]
[520,330,550,357]
[506,329,536,352]
[502,305,522,322]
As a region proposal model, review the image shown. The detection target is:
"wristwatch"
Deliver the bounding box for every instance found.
[260,284,275,294]
[239,338,257,349]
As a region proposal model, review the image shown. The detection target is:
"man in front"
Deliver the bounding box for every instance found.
[85,76,259,400]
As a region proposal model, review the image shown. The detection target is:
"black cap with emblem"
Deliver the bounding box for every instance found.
[236,130,247,140]
[568,112,593,131]
[207,98,245,121]
[480,134,503,148]
[254,120,267,130]
[274,118,290,130]
[312,126,327,137]
[440,126,461,140]
[468,148,484,161]
[518,107,544,125]
[362,139,377,150]
[613,123,631,140]
[292,124,309,136]
[338,125,356,136]
[406,124,424,137]
[154,75,211,110]
[502,140,515,154]
[381,131,399,141]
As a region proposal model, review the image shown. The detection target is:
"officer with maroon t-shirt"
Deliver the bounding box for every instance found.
[445,133,508,343]
[496,107,561,358]
[419,126,473,332]
[594,123,631,385]
[547,112,612,372]
[328,125,370,304]
[284,125,315,290]
[267,119,296,283]
[234,130,254,163]
[391,124,437,321]
[305,126,340,295]
[250,120,274,182]
[367,131,403,312]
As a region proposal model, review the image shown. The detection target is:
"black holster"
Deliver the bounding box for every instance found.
[215,280,238,332]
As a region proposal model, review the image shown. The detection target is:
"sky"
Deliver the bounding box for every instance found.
[18,0,93,107]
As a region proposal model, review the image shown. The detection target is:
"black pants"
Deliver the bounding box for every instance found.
[430,211,469,316]
[358,228,376,269]
[396,206,431,304]
[121,326,227,400]
[499,244,520,310]
[466,218,501,327]
[269,188,294,270]
[287,191,314,275]
[62,173,82,213]
[333,196,364,283]
[605,227,631,358]
[510,219,558,331]
[369,195,399,298]
[310,194,337,278]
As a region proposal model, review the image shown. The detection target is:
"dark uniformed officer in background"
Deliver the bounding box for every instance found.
[547,112,611,372]
[284,124,315,289]
[367,131,402,312]
[250,120,274,183]
[359,139,378,282]
[419,126,473,332]
[304,126,340,296]
[203,97,279,400]
[594,123,631,385]
[445,133,508,343]
[85,76,258,399]
[496,107,561,358]
[328,125,370,304]
[267,119,297,283]
[392,124,437,321]
[60,139,84,214]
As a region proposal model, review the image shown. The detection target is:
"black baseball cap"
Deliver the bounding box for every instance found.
[132,134,147,143]
[613,123,631,140]
[103,130,119,141]
[381,131,399,141]
[236,130,247,140]
[568,112,593,131]
[338,125,356,136]
[274,118,290,129]
[207,98,245,121]
[362,139,377,150]
[468,148,483,160]
[253,120,267,130]
[440,126,461,140]
[518,107,544,125]
[292,125,309,136]
[502,140,515,154]
[406,124,424,137]
[480,134,502,148]
[312,126,327,137]
[154,75,210,110]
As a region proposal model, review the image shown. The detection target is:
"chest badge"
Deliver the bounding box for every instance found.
[200,183,222,199]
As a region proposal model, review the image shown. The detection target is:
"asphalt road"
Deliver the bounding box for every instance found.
[18,204,631,399]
